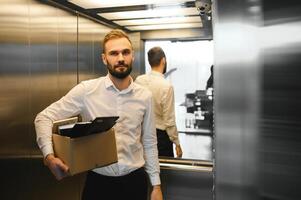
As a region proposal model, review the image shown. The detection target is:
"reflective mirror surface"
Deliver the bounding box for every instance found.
[144,40,214,161]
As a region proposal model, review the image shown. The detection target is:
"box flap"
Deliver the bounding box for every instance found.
[52,117,78,134]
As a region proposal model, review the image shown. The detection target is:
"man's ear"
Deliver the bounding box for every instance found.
[161,57,166,66]
[102,53,107,65]
[132,50,135,62]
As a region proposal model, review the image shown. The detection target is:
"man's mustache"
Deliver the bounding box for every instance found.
[114,63,129,68]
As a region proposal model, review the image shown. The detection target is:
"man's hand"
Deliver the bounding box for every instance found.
[44,154,69,180]
[175,144,183,158]
[150,185,163,200]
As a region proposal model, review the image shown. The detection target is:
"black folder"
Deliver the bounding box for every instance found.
[59,116,119,138]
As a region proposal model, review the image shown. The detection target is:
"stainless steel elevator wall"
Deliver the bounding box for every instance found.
[213,0,261,199]
[0,0,112,199]
[0,0,80,156]
[260,1,301,199]
[0,0,32,156]
[0,0,82,198]
[214,0,301,200]
[77,16,110,81]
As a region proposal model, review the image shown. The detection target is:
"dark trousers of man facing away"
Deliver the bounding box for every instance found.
[156,129,174,157]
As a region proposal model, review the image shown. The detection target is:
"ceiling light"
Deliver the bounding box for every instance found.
[126,22,202,31]
[98,7,199,20]
[68,0,190,9]
[114,16,201,26]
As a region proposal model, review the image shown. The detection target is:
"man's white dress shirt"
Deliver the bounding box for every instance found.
[135,71,180,145]
[34,75,160,185]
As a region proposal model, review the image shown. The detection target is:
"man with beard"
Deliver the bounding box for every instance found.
[34,29,163,200]
[136,47,183,158]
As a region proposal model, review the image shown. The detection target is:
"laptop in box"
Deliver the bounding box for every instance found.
[58,116,119,138]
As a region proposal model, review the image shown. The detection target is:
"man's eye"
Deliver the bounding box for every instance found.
[110,51,119,56]
[122,50,131,56]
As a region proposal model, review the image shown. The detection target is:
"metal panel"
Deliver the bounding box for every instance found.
[78,15,111,81]
[0,0,83,199]
[57,8,78,96]
[260,1,301,199]
[92,23,110,76]
[0,0,31,156]
[213,0,261,199]
[214,0,301,200]
[161,169,213,200]
[129,32,143,79]
[29,1,82,200]
[29,0,60,155]
[78,16,94,81]
[28,2,78,156]
[0,158,85,200]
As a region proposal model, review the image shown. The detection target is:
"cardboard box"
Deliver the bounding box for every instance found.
[52,128,118,175]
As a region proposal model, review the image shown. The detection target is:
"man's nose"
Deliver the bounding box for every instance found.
[117,52,125,61]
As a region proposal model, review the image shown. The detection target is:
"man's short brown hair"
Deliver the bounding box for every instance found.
[102,29,132,53]
[148,46,166,67]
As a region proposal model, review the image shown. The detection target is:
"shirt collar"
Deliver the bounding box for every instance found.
[104,74,134,94]
[150,70,164,78]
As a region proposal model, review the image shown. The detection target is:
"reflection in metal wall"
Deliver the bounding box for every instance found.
[161,169,213,200]
[78,16,111,81]
[0,0,81,199]
[129,32,143,79]
[213,0,261,199]
[214,0,301,199]
[0,0,31,156]
[261,1,301,199]
[29,0,78,156]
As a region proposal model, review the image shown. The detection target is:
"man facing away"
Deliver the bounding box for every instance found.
[135,47,183,158]
[34,29,163,200]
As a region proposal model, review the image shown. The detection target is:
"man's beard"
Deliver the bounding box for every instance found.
[107,61,132,79]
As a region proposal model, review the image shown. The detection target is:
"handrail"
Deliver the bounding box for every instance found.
[159,158,213,172]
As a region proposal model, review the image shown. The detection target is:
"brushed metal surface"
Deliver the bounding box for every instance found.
[214,0,301,200]
[0,158,85,200]
[260,1,301,199]
[29,0,78,156]
[0,0,31,155]
[161,168,213,200]
[129,32,144,79]
[213,0,261,199]
[0,0,107,199]
[78,15,111,81]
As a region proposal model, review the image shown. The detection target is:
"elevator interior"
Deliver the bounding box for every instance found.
[0,0,213,199]
[1,0,301,200]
